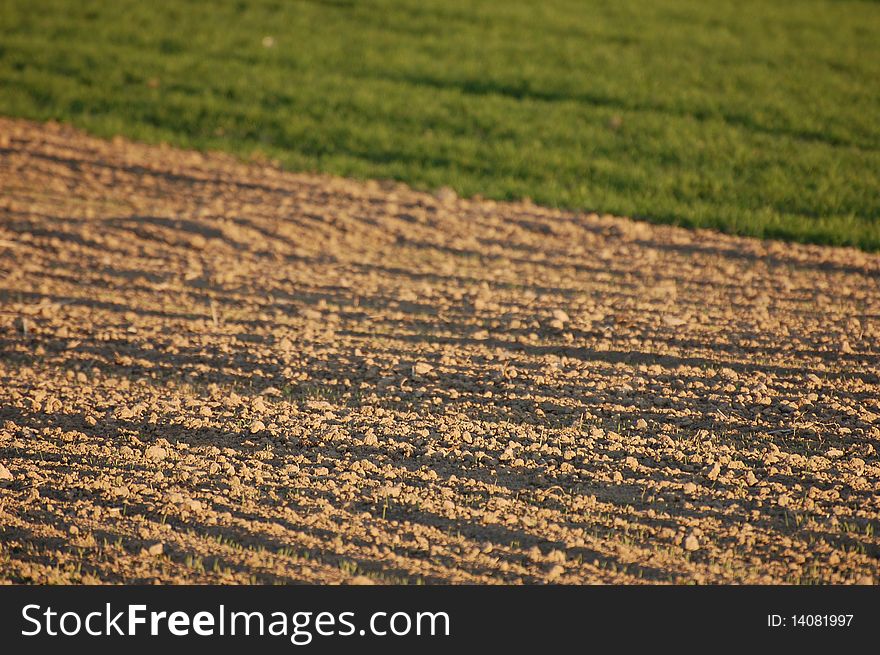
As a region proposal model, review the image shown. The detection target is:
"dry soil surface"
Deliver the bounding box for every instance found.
[1,117,879,584]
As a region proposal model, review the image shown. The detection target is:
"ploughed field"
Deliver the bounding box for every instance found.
[0,118,878,584]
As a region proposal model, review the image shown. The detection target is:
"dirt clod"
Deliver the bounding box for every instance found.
[145,445,167,462]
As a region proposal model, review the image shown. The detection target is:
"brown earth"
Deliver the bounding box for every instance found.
[0,117,879,584]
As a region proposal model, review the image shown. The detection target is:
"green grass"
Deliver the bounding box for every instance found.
[1,0,879,249]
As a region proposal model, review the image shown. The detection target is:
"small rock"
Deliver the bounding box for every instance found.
[145,445,167,462]
[434,186,457,203]
[412,362,433,376]
[635,418,648,429]
[662,315,687,327]
[165,491,185,505]
[551,309,570,323]
[547,549,567,564]
[117,406,135,420]
[706,463,721,481]
[250,419,266,434]
[684,534,700,551]
[0,463,13,482]
[546,564,565,581]
[379,485,401,498]
[147,543,164,556]
[111,485,130,498]
[778,401,797,413]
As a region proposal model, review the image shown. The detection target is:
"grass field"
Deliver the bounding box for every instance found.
[1,0,879,249]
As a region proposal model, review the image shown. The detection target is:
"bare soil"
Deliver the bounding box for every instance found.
[1,117,879,584]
